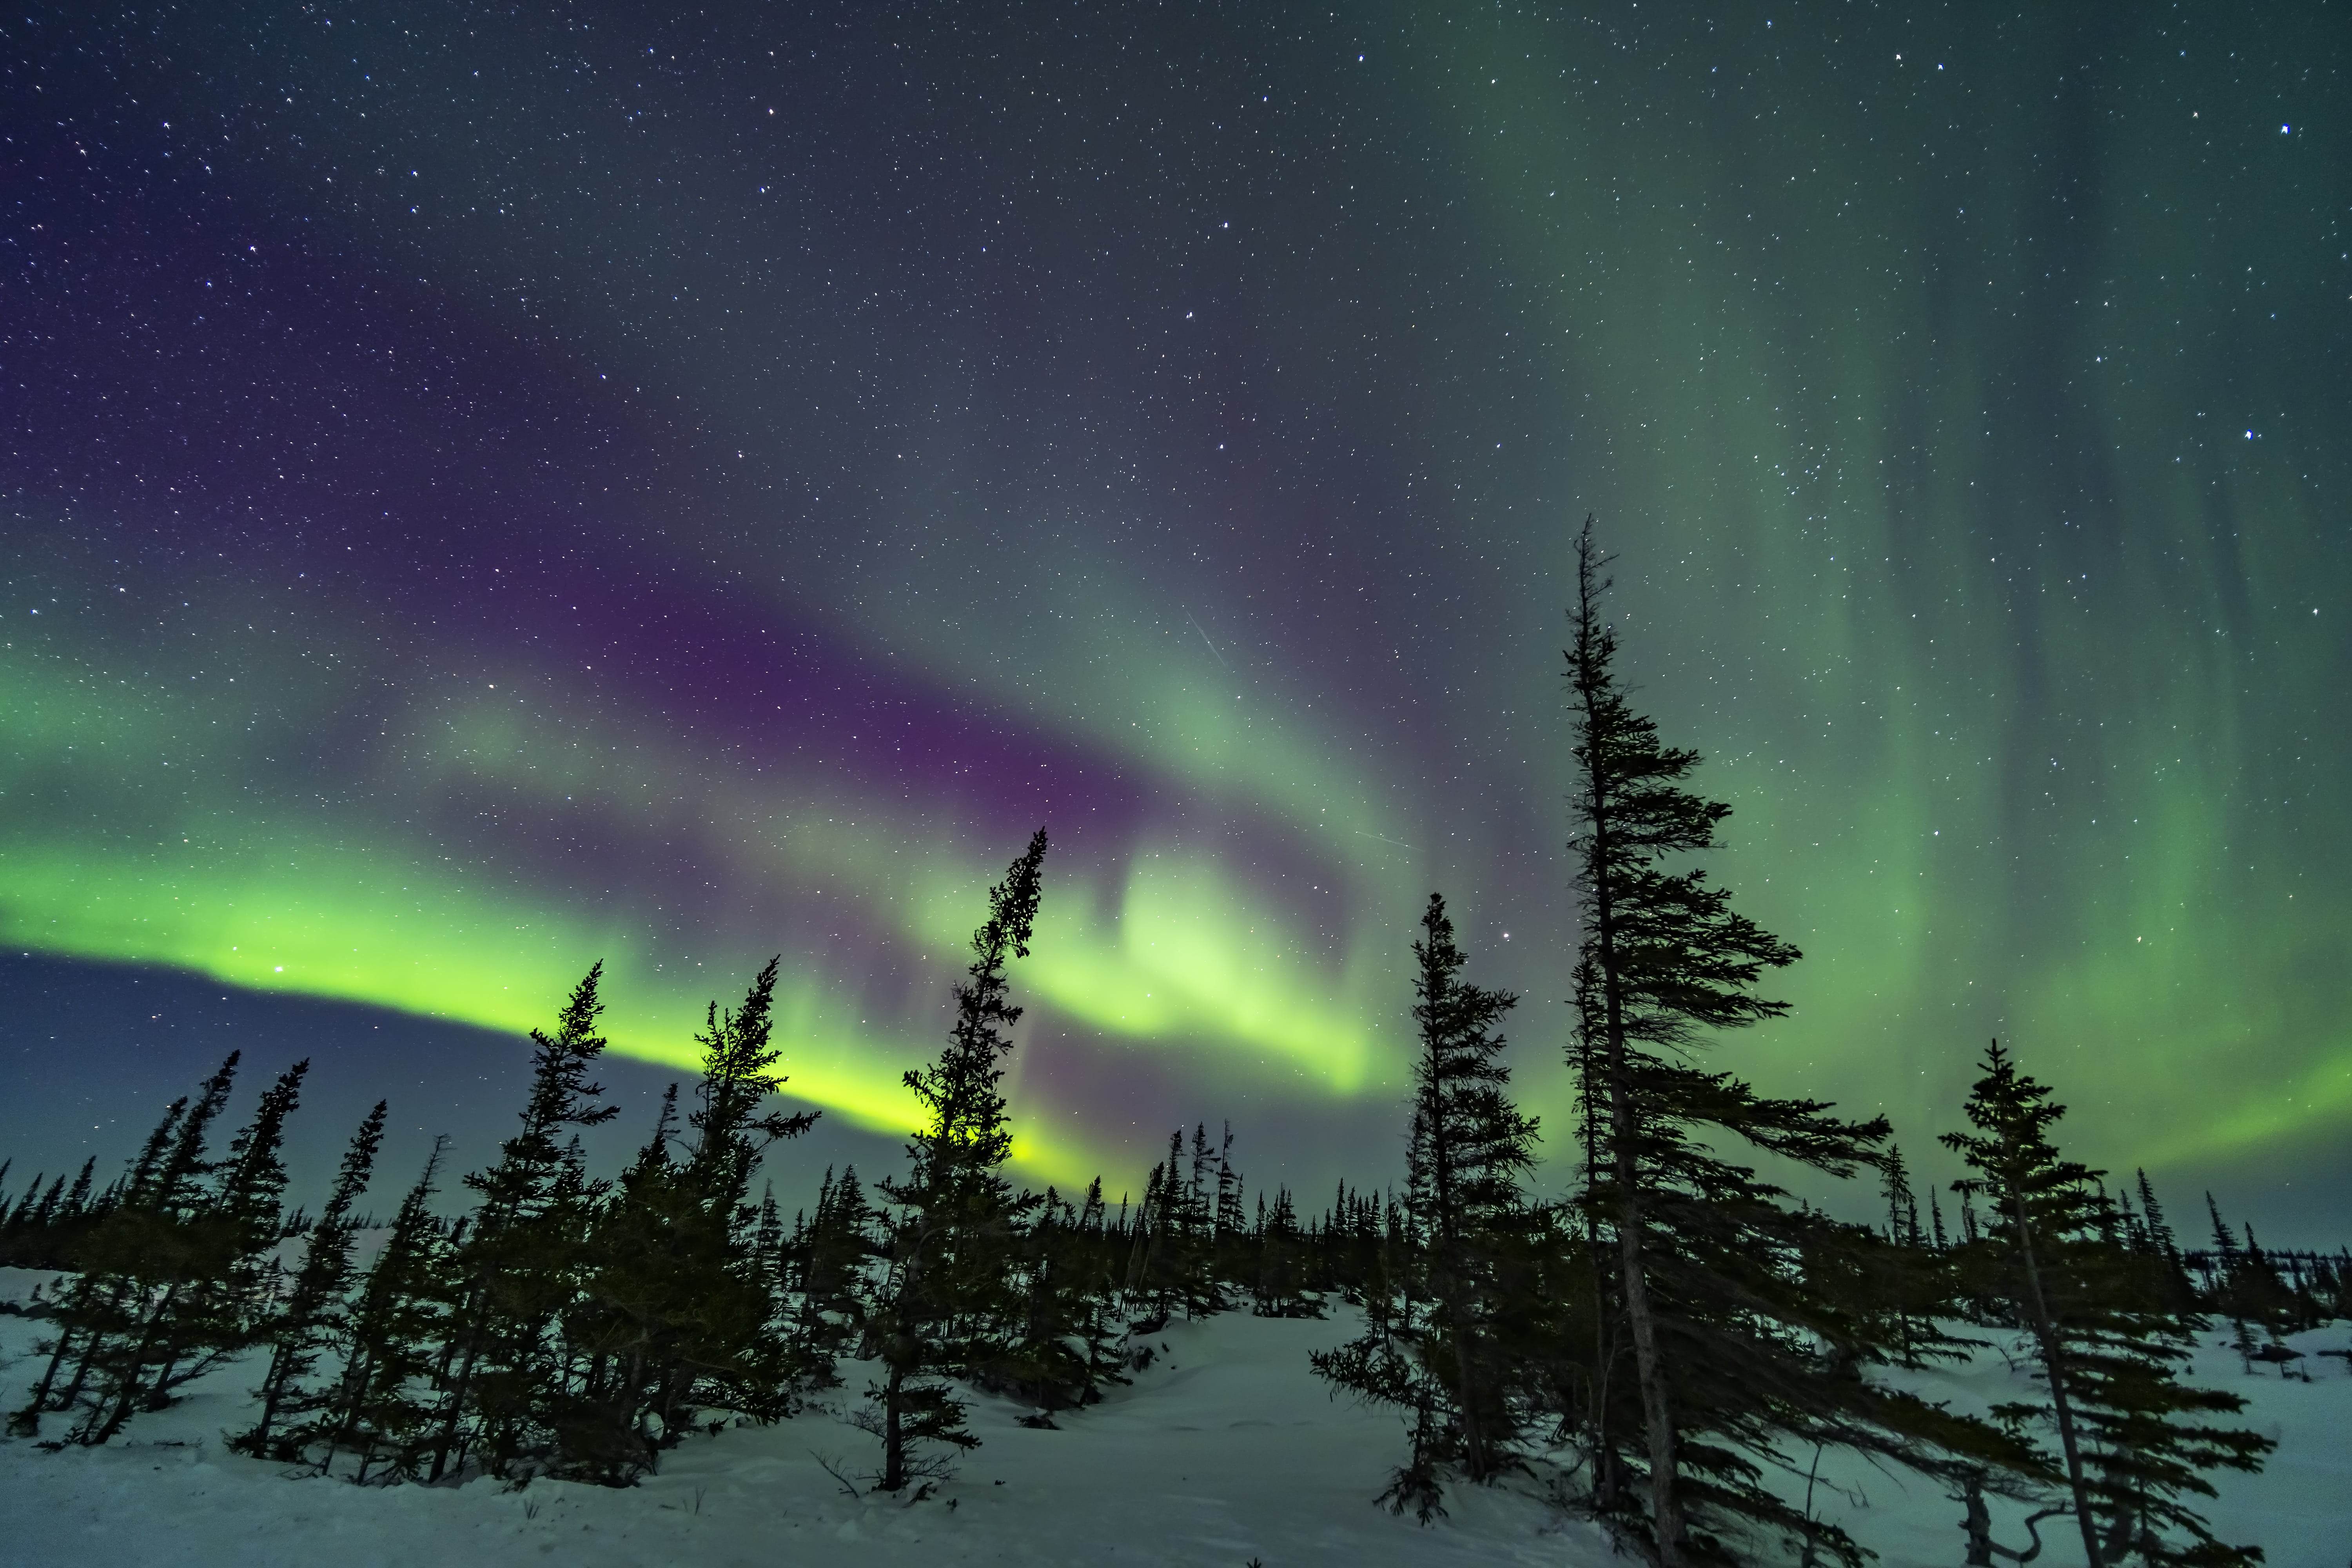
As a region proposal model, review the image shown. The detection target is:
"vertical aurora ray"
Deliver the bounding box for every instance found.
[1369,2,2352,1173]
[1,1,2345,1210]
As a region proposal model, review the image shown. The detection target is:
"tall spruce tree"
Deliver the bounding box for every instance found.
[430,964,622,1480]
[2201,1196,2258,1370]
[862,828,1048,1491]
[315,1137,456,1484]
[1254,1185,1313,1318]
[1214,1124,1248,1269]
[1875,1142,1944,1368]
[0,1157,103,1272]
[1181,1123,1223,1316]
[1943,1040,2271,1568]
[58,1051,245,1443]
[1314,893,1537,1519]
[116,1057,312,1436]
[2230,1222,2306,1347]
[794,1163,877,1361]
[1065,1176,1134,1396]
[667,957,822,1420]
[1136,1127,1219,1320]
[563,1085,690,1481]
[2131,1171,2199,1319]
[1566,952,1633,1512]
[239,1100,388,1459]
[1564,522,1973,1565]
[11,1091,188,1435]
[563,960,819,1481]
[1882,1144,1920,1247]
[998,1183,1114,1417]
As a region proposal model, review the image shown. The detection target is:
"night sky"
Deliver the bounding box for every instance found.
[4,4,2347,1238]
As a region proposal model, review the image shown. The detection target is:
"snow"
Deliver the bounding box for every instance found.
[0,1270,63,1314]
[0,1281,2343,1568]
[1791,1326,2352,1568]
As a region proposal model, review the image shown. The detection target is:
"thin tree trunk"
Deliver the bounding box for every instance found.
[426,1285,486,1481]
[1430,1210,1485,1480]
[2010,1192,2104,1568]
[1610,1066,1684,1566]
[881,1361,906,1491]
[1960,1474,1997,1568]
[1428,1055,1485,1483]
[52,1276,140,1419]
[1590,1326,1622,1510]
[1436,1227,1482,1479]
[247,1338,295,1453]
[149,1345,185,1408]
[1577,1038,1620,1512]
[85,1280,183,1443]
[1448,1314,1486,1481]
[14,1316,86,1427]
[1593,858,1684,1559]
[1574,546,1683,1565]
[315,1346,370,1475]
[148,1279,217,1410]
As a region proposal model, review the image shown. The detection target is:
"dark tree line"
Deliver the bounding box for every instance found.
[1,525,2326,1565]
[2,828,1449,1492]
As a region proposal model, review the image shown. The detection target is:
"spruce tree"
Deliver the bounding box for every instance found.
[0,1169,45,1265]
[2229,1221,2304,1351]
[238,1100,388,1459]
[1254,1186,1313,1318]
[1874,1142,1947,1367]
[2131,1172,2199,1318]
[123,1058,311,1432]
[431,964,622,1480]
[1565,953,1633,1512]
[861,828,1048,1491]
[11,1093,188,1434]
[1180,1123,1225,1316]
[1943,1040,2272,1568]
[1564,523,1974,1565]
[1213,1124,1248,1281]
[1314,893,1537,1519]
[58,1155,98,1242]
[1882,1143,1919,1247]
[61,1051,245,1443]
[997,1184,1105,1417]
[564,961,818,1480]
[2202,1195,2259,1370]
[1066,1176,1133,1395]
[668,956,822,1422]
[315,1138,456,1484]
[750,1183,785,1295]
[563,1085,690,1481]
[794,1163,877,1361]
[1135,1127,1220,1320]
[0,1158,102,1272]
[1407,896,1539,1491]
[1119,1156,1161,1312]
[2,1169,47,1239]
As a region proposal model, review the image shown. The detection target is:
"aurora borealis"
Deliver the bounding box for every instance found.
[3,3,2346,1232]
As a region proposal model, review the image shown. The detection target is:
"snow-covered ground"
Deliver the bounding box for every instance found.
[0,1267,2343,1567]
[1800,1325,2349,1567]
